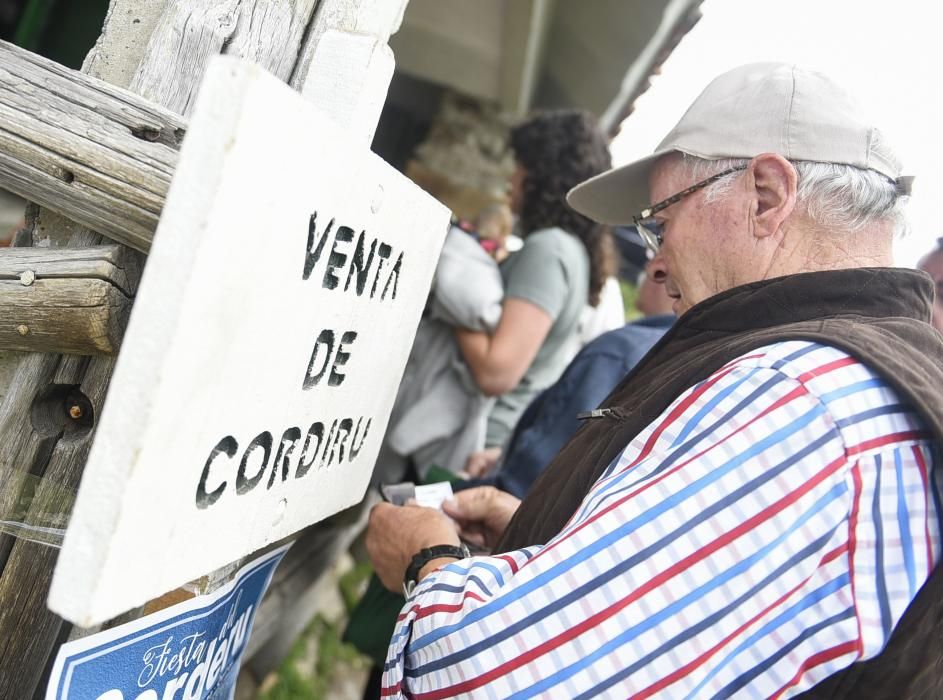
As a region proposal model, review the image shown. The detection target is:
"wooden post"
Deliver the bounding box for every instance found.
[0,0,414,695]
[0,40,185,253]
[0,245,138,355]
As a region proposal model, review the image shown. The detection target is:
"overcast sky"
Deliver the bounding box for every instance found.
[611,0,942,266]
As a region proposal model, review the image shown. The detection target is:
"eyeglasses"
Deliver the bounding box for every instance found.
[633,165,748,255]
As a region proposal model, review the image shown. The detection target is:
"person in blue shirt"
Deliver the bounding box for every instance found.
[462,262,675,498]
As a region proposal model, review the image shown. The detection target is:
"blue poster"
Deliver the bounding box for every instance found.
[46,544,290,700]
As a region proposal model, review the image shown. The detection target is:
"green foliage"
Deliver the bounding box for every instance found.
[338,562,374,613]
[259,614,369,700]
[261,658,315,700]
[317,617,365,675]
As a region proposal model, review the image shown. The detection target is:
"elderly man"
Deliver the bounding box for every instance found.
[366,63,943,698]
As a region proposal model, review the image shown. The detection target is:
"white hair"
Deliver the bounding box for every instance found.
[678,137,910,237]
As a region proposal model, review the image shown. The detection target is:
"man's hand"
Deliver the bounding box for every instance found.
[463,447,502,478]
[442,486,520,550]
[366,502,461,593]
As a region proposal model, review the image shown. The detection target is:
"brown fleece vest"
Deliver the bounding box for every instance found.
[496,268,943,699]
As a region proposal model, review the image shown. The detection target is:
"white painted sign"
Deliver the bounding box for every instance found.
[48,56,450,626]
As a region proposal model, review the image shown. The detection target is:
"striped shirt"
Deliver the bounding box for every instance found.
[383,341,942,699]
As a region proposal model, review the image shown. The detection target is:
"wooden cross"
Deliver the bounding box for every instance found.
[0,0,449,693]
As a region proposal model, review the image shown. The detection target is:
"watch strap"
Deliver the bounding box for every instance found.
[403,543,469,598]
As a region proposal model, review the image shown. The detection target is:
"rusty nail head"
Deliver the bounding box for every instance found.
[69,405,84,420]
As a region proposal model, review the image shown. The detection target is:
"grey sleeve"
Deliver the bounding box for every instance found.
[504,236,570,320]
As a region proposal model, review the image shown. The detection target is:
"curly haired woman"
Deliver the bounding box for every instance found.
[457,110,616,449]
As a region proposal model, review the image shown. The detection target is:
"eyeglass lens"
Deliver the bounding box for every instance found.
[637,219,662,255]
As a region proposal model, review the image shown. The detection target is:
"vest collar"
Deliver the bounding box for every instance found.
[676,267,934,335]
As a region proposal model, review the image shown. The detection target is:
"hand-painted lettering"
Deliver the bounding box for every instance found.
[196,436,238,509]
[302,212,334,281]
[194,417,373,509]
[302,328,358,390]
[302,210,404,302]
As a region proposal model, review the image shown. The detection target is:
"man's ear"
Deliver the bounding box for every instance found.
[749,153,797,239]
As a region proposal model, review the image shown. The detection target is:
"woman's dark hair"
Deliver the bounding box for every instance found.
[510,109,616,306]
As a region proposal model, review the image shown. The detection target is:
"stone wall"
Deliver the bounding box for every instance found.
[406,91,514,221]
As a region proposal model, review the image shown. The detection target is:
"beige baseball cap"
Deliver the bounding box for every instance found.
[568,62,910,225]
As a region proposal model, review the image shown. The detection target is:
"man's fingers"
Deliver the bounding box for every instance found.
[441,497,463,519]
[465,460,486,478]
[368,501,396,525]
[464,448,501,478]
[461,531,486,548]
[442,486,496,520]
[366,501,465,592]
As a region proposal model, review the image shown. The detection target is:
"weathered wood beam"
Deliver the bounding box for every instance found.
[0,1,324,255]
[0,1,351,696]
[0,246,137,355]
[132,0,319,116]
[290,0,406,91]
[0,39,184,253]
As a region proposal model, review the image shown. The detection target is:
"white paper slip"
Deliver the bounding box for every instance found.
[414,482,454,510]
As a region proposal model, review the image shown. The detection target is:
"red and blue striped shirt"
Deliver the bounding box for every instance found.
[383,341,941,698]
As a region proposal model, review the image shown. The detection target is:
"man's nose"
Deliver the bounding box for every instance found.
[646,256,668,284]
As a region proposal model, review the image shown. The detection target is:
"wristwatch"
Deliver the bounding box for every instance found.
[403,543,470,599]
